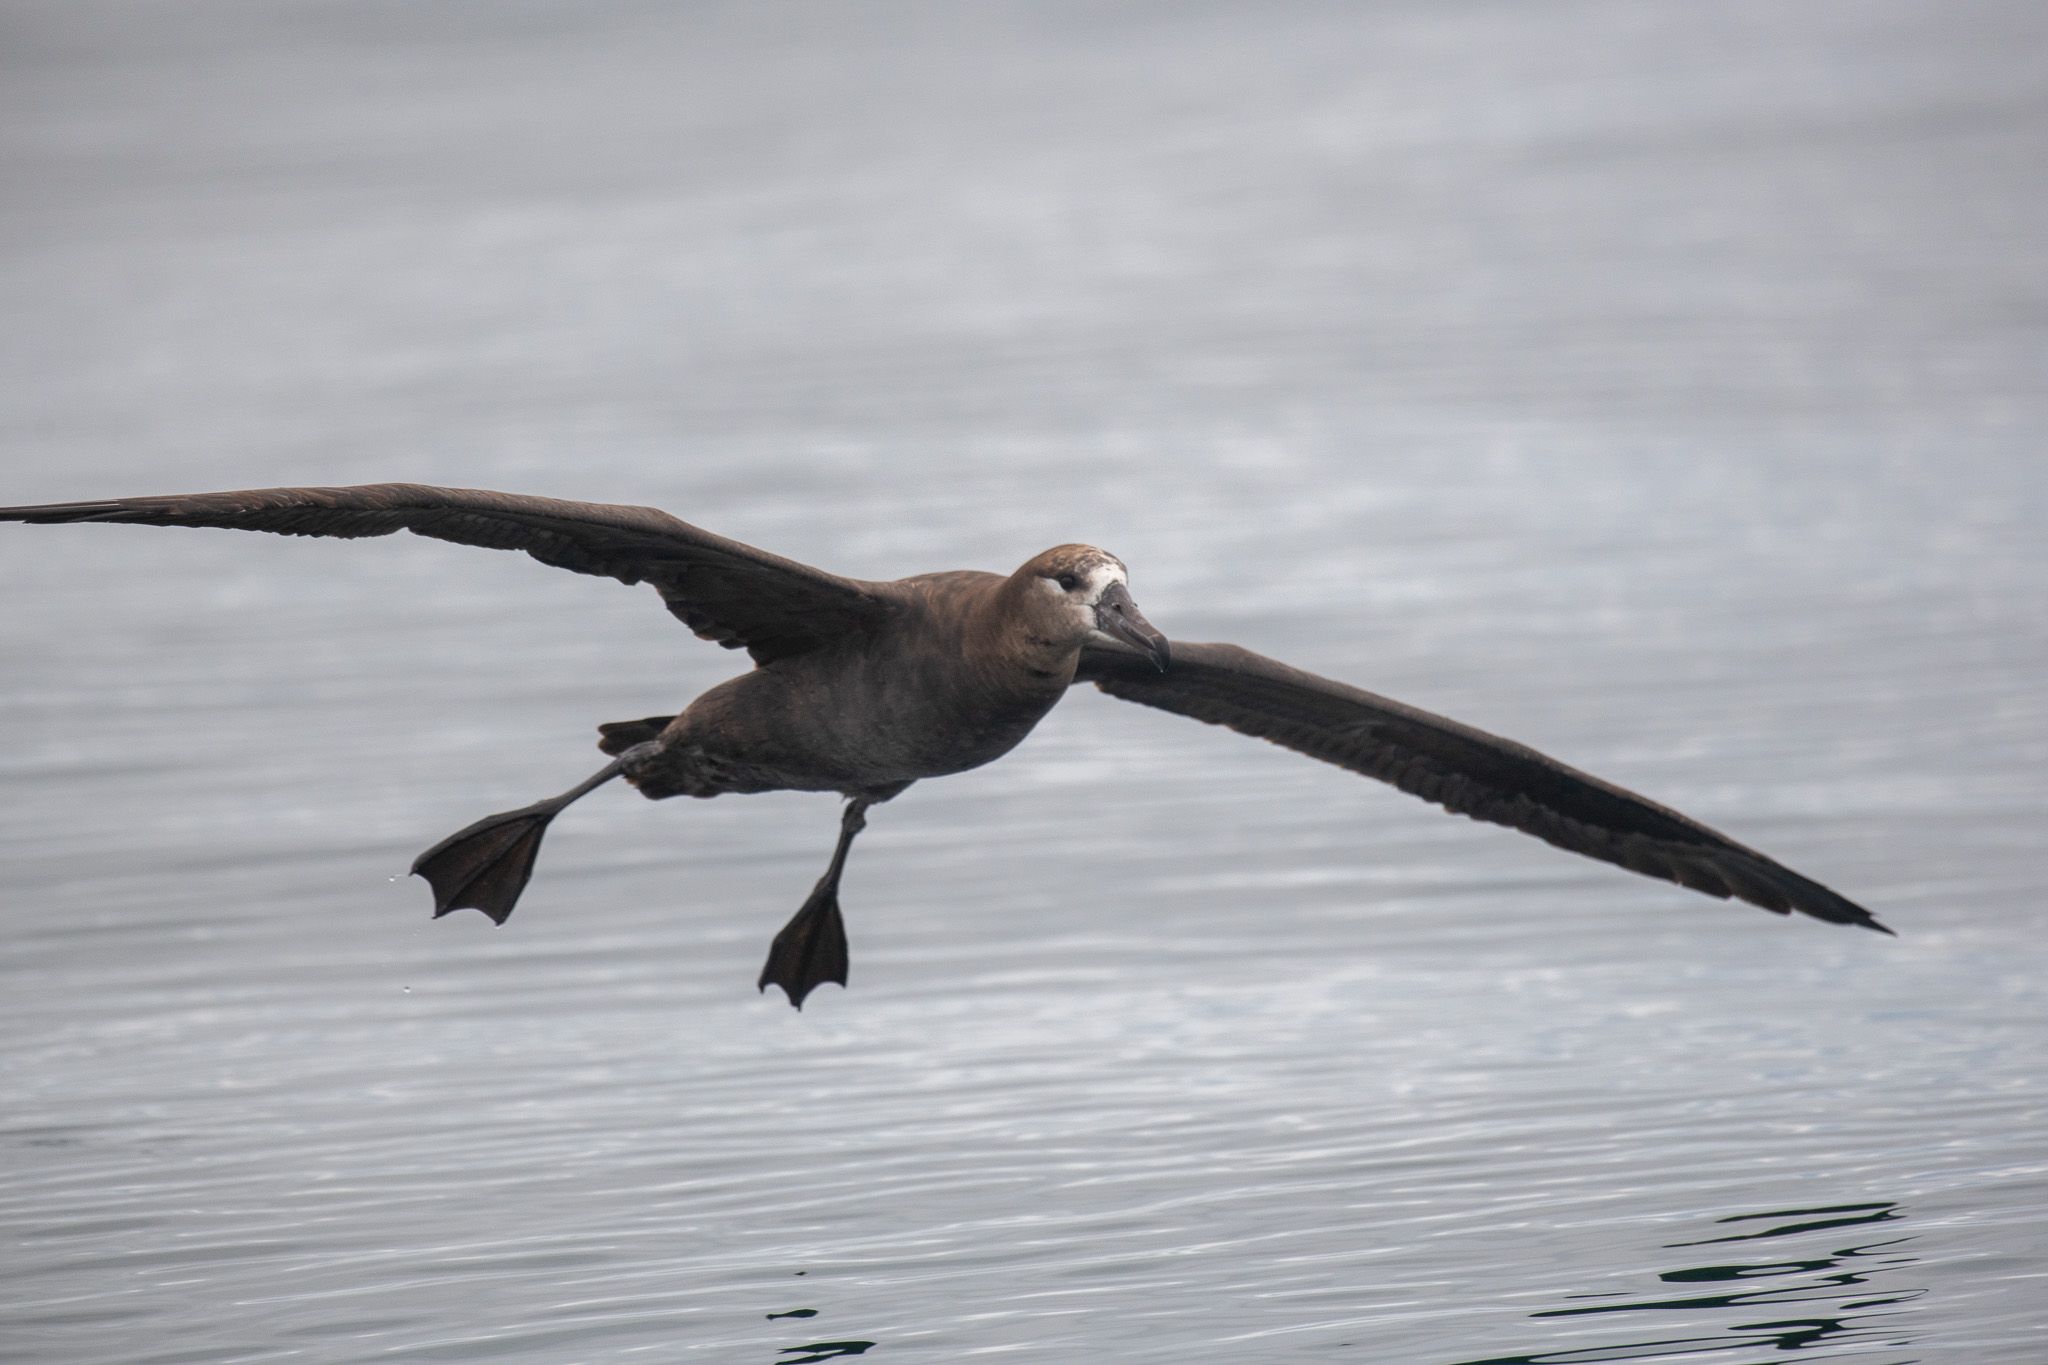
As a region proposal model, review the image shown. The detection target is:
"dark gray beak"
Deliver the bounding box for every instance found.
[1094,581,1170,672]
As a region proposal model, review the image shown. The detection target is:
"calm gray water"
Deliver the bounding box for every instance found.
[3,2,2044,1360]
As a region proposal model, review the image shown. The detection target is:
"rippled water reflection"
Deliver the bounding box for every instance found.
[1465,1202,1923,1364]
[3,2,2044,1361]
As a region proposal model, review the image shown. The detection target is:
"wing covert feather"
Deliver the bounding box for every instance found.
[1079,640,1886,932]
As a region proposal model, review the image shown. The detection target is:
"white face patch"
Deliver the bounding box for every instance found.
[1080,562,1126,606]
[1029,551,1130,641]
[1032,560,1126,606]
[1063,563,1126,635]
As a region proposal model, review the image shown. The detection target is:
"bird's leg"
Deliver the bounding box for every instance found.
[758,799,871,1010]
[412,741,662,925]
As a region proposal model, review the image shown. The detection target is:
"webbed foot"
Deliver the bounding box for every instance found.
[412,742,660,924]
[412,802,558,924]
[757,880,851,1009]
[758,797,871,1009]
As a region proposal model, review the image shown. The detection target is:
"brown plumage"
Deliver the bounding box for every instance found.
[1,483,1888,1006]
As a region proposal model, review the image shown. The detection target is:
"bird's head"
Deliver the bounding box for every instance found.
[1009,545,1170,671]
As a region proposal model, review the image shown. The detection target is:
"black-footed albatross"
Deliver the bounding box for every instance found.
[1,484,1889,1006]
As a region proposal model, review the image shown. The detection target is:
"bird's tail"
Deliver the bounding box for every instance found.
[597,715,674,756]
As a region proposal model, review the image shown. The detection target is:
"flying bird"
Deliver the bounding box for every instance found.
[1,484,1888,1006]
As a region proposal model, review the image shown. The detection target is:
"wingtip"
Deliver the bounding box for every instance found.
[1758,859,1891,939]
[0,499,130,523]
[1819,888,1893,938]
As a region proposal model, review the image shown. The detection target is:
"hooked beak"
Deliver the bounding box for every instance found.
[1093,581,1171,672]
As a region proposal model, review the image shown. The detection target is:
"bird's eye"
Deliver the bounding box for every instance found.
[1055,572,1079,592]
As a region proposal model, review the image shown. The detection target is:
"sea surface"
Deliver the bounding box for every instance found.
[2,3,2044,1361]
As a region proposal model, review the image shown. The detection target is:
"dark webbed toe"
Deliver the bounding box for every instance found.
[412,804,557,924]
[758,886,850,1009]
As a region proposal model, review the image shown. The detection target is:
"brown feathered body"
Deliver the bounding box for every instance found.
[621,568,1082,800]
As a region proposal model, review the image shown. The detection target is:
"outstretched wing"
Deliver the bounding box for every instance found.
[0,483,892,664]
[1077,639,1887,933]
